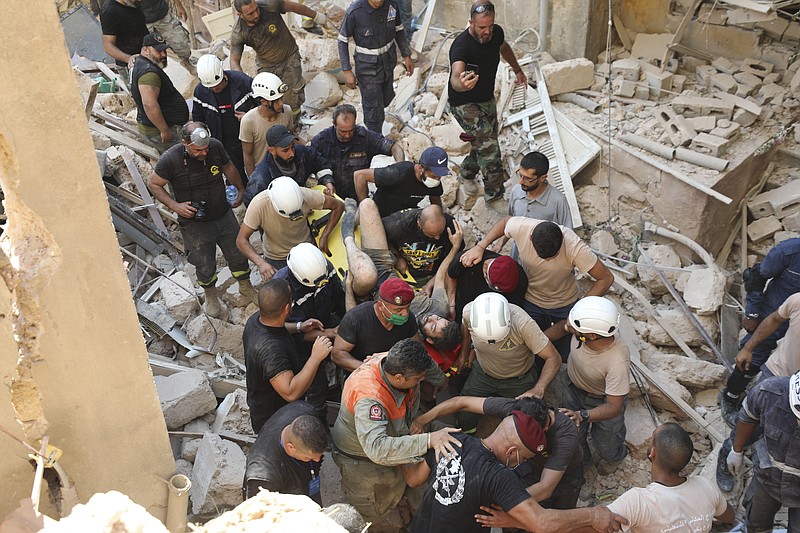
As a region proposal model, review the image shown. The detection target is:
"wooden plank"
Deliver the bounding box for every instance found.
[612,13,633,50]
[89,121,160,161]
[94,61,129,94]
[434,85,448,120]
[661,0,703,69]
[105,182,179,224]
[412,0,437,52]
[92,108,147,138]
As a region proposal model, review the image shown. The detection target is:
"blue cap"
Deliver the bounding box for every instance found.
[419,146,450,177]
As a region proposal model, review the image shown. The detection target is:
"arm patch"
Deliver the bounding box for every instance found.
[369,403,385,421]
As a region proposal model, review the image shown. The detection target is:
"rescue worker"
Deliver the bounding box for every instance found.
[141,0,194,72]
[720,237,800,426]
[192,54,257,183]
[338,0,414,133]
[330,338,461,528]
[240,72,293,178]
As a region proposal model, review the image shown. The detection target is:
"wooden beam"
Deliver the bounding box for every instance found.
[612,13,633,51]
[412,0,437,52]
[89,121,161,161]
[661,0,703,69]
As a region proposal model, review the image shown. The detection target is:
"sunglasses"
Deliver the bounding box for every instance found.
[471,2,494,14]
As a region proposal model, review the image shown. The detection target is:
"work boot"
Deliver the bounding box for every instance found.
[202,286,226,319]
[238,279,259,307]
[342,198,357,241]
[460,178,481,211]
[484,190,507,213]
[718,390,741,429]
[579,465,597,501]
[716,442,735,492]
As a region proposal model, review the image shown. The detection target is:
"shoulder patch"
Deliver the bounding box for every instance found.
[369,403,385,421]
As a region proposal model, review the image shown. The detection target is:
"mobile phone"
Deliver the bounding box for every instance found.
[466,63,480,75]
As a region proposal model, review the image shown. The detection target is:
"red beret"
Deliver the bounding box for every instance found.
[512,410,547,454]
[379,277,415,306]
[486,256,520,293]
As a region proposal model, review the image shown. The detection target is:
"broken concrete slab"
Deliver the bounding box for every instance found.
[757,83,787,104]
[713,91,763,117]
[671,95,734,119]
[790,69,800,93]
[611,58,641,81]
[782,211,800,232]
[775,230,800,243]
[711,57,739,75]
[685,116,716,132]
[297,38,342,73]
[695,65,717,89]
[740,57,774,78]
[748,179,800,219]
[643,367,694,417]
[191,433,246,514]
[748,215,783,243]
[690,132,730,157]
[429,123,470,155]
[181,419,211,462]
[590,230,619,256]
[683,268,726,315]
[160,271,197,322]
[541,58,595,96]
[154,370,218,430]
[624,398,658,459]
[186,315,245,359]
[636,244,681,297]
[711,72,736,94]
[630,33,673,61]
[304,72,342,111]
[646,306,720,347]
[733,108,758,126]
[733,71,763,90]
[210,389,254,436]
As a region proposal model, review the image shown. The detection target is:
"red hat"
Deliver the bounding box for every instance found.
[486,256,520,293]
[512,410,547,454]
[379,277,415,306]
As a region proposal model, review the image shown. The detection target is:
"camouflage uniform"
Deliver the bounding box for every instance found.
[258,51,305,113]
[450,100,504,199]
[147,10,194,68]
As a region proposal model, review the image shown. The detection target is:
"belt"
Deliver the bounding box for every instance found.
[332,443,373,463]
[355,41,393,56]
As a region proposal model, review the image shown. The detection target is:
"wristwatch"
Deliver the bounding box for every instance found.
[745,313,760,319]
[579,409,590,423]
[296,322,302,334]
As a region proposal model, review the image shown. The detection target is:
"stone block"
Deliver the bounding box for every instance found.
[672,95,734,119]
[181,419,211,462]
[643,367,694,417]
[541,58,595,96]
[735,83,756,98]
[790,69,800,93]
[690,133,730,157]
[303,72,342,110]
[175,458,194,480]
[186,315,245,359]
[748,179,800,219]
[590,230,619,256]
[430,123,470,155]
[775,230,800,243]
[611,58,641,81]
[763,72,782,85]
[181,436,202,463]
[695,65,717,89]
[634,84,651,100]
[624,398,658,459]
[685,116,716,132]
[782,211,800,232]
[191,433,246,514]
[740,57,774,79]
[646,306,720,347]
[612,77,636,97]
[711,57,739,75]
[297,38,341,73]
[636,244,682,296]
[748,216,783,243]
[710,119,741,140]
[210,388,254,436]
[711,73,736,94]
[154,370,218,430]
[646,352,725,389]
[160,271,197,322]
[733,71,763,90]
[671,74,686,93]
[757,83,787,104]
[640,63,673,98]
[733,108,757,127]
[655,106,696,147]
[414,92,439,116]
[683,268,726,315]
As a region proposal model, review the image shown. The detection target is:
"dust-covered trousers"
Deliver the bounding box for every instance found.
[258,50,305,112]
[147,10,193,63]
[179,209,251,287]
[450,100,505,196]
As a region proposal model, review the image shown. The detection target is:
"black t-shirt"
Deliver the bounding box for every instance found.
[409,434,531,533]
[383,209,463,281]
[215,83,241,149]
[483,397,581,475]
[244,401,322,505]
[100,1,148,66]
[243,313,307,433]
[139,0,169,23]
[154,138,232,222]
[372,161,443,218]
[336,301,417,362]
[447,25,505,107]
[447,250,528,323]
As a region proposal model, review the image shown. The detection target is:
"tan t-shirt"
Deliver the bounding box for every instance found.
[765,292,800,376]
[462,303,550,379]
[567,336,630,397]
[504,217,598,308]
[239,105,293,169]
[608,477,728,533]
[243,187,325,260]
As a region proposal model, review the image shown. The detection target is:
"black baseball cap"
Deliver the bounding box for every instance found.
[143,32,170,51]
[266,125,296,148]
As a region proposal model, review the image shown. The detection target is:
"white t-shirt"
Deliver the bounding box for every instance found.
[608,476,728,533]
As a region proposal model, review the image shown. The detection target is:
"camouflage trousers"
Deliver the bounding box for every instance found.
[450,100,505,197]
[147,10,193,65]
[258,50,306,113]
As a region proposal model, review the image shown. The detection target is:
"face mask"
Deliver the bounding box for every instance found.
[381,302,409,326]
[505,448,522,470]
[423,176,440,188]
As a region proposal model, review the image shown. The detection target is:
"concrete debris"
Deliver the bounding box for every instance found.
[160,271,198,322]
[403,131,431,160]
[175,458,194,481]
[590,230,620,256]
[540,58,595,96]
[95,93,134,115]
[211,389,254,436]
[191,433,247,515]
[636,244,682,296]
[645,352,725,389]
[154,370,218,430]
[683,268,726,315]
[748,177,800,220]
[646,306,720,347]
[186,315,246,359]
[297,38,342,73]
[624,398,658,458]
[181,419,212,462]
[642,367,694,417]
[748,215,783,243]
[415,92,440,116]
[304,72,343,111]
[429,123,470,155]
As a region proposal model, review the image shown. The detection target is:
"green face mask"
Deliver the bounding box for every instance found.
[381,302,409,326]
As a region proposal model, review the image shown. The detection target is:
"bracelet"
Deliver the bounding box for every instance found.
[427,433,431,449]
[296,322,302,334]
[476,243,486,249]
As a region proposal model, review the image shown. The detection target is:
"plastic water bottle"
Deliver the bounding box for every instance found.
[225,184,238,206]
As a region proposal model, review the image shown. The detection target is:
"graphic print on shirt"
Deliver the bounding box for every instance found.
[497,337,520,351]
[400,242,443,273]
[433,454,465,505]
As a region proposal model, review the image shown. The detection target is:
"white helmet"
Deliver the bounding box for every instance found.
[790,371,800,419]
[267,176,304,220]
[197,54,224,88]
[288,243,329,287]
[568,296,620,337]
[252,72,288,101]
[470,292,511,344]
